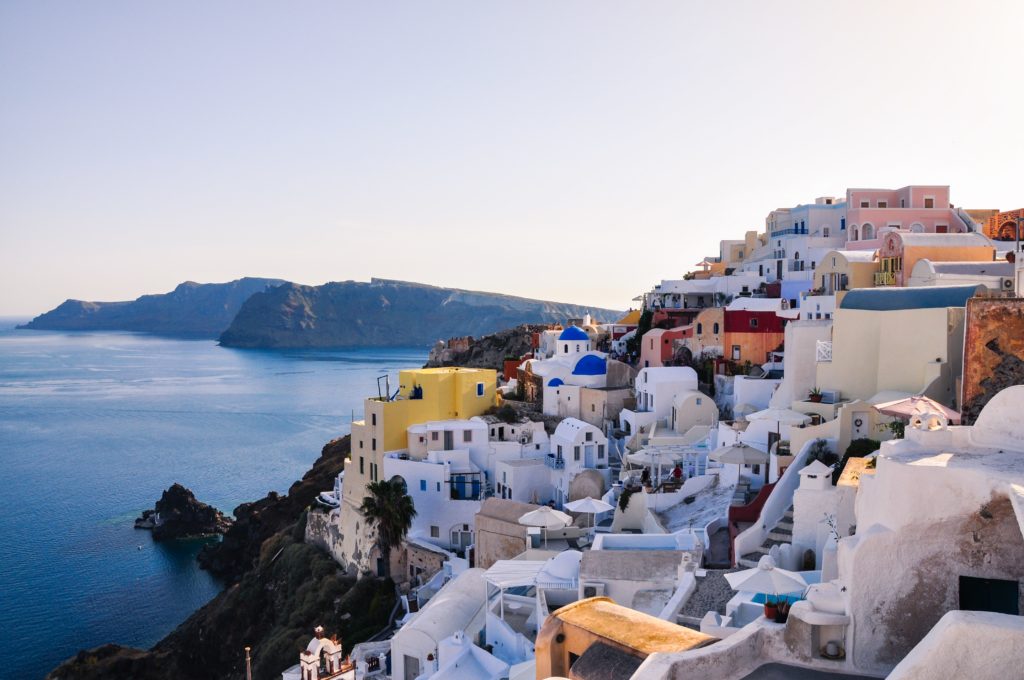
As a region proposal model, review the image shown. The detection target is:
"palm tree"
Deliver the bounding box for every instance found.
[360,478,417,578]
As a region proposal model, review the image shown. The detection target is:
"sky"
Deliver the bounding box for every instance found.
[1,1,1023,316]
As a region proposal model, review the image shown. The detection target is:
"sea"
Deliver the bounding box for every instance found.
[0,319,427,680]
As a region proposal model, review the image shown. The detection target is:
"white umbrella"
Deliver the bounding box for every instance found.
[564,496,614,530]
[518,506,572,547]
[709,443,768,466]
[725,555,807,597]
[745,408,812,425]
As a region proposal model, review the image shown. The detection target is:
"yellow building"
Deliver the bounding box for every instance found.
[343,367,497,510]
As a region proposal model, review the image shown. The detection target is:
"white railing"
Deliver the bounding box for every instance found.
[815,340,833,363]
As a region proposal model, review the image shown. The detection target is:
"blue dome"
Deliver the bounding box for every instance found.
[547,378,565,387]
[559,326,589,341]
[572,354,607,376]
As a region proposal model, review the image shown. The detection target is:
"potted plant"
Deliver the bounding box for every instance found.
[764,595,779,620]
[808,387,823,403]
[775,599,791,624]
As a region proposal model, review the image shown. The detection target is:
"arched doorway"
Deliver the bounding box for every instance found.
[862,223,875,240]
[998,222,1018,241]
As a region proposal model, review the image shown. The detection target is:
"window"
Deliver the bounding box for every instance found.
[371,413,377,426]
[860,200,869,208]
[476,382,484,397]
[696,397,702,405]
[936,224,948,234]
[430,526,439,538]
[372,438,377,451]
[825,313,831,319]
[431,431,439,441]
[713,322,719,334]
[924,197,934,209]
[840,217,846,231]
[823,227,829,237]
[359,457,365,474]
[750,318,759,328]
[463,430,472,443]
[564,344,568,353]
[557,445,563,456]
[502,471,507,483]
[591,404,595,412]
[420,479,426,491]
[598,445,605,458]
[900,198,905,208]
[697,323,703,334]
[732,345,741,360]
[877,201,887,208]
[436,482,441,491]
[359,439,364,449]
[574,446,581,461]
[585,431,593,441]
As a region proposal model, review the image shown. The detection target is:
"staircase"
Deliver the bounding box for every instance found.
[738,505,793,568]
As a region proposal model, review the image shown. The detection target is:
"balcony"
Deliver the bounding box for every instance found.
[874,271,896,286]
[544,454,565,470]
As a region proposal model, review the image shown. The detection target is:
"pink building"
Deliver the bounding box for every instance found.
[639,326,692,368]
[845,186,974,250]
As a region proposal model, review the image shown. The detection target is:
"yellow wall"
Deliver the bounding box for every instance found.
[343,367,497,508]
[815,251,878,292]
[899,245,994,286]
[684,307,724,357]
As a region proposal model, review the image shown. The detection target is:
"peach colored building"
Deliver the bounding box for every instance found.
[875,231,995,287]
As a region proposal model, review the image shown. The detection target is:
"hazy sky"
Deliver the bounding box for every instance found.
[2,1,1022,316]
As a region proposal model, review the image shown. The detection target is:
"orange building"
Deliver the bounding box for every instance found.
[983,209,1024,242]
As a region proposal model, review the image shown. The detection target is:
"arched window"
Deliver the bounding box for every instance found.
[713,322,720,334]
[862,223,875,240]
[794,251,800,260]
[697,323,703,335]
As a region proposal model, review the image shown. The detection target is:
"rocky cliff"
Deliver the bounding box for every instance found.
[219,278,619,349]
[47,437,393,680]
[424,324,551,370]
[21,277,286,338]
[135,484,233,540]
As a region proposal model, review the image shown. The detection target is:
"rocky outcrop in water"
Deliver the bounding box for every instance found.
[219,278,619,349]
[49,436,398,680]
[135,484,232,540]
[20,277,286,338]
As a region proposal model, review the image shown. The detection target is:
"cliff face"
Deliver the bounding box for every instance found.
[219,278,619,349]
[48,437,394,680]
[425,324,550,370]
[21,277,286,338]
[198,437,351,583]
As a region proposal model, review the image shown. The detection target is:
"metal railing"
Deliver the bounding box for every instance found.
[544,455,565,470]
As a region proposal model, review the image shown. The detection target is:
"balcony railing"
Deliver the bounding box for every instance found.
[816,340,833,363]
[544,455,565,470]
[874,271,896,286]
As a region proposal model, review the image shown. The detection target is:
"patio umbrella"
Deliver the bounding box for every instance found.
[710,442,770,486]
[724,555,808,599]
[874,395,960,425]
[709,442,768,465]
[518,506,572,547]
[564,496,614,530]
[744,407,812,425]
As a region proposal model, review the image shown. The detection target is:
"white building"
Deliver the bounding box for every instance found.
[619,366,699,435]
[907,259,1014,291]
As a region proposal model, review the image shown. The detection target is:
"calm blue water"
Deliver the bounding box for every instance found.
[0,320,426,679]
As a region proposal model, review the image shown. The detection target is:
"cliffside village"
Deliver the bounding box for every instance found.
[284,187,1024,680]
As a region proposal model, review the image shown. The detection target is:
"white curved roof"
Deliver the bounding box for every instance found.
[396,568,486,645]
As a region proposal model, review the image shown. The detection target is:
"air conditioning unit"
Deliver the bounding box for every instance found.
[820,389,842,404]
[582,582,606,599]
[1000,277,1015,291]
